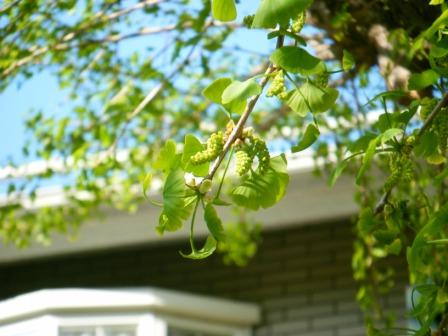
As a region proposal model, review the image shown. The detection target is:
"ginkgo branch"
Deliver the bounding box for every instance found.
[200,36,285,185]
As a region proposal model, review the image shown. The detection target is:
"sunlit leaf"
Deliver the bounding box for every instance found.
[252,0,313,28]
[181,134,209,176]
[211,0,237,22]
[204,203,226,241]
[287,83,339,116]
[270,46,323,75]
[291,124,320,152]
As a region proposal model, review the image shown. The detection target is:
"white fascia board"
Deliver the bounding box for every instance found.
[0,288,260,327]
[0,151,358,264]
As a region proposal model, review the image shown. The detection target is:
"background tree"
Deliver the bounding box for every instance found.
[1,0,448,334]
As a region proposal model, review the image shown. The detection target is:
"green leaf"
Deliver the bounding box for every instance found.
[328,160,348,187]
[204,203,226,241]
[287,83,339,116]
[364,90,406,107]
[181,134,209,176]
[232,155,289,210]
[222,79,261,105]
[180,236,217,259]
[291,124,320,152]
[380,128,403,144]
[342,50,355,71]
[356,137,379,185]
[211,0,237,22]
[203,77,245,114]
[414,131,439,158]
[156,169,195,234]
[202,77,232,104]
[252,0,313,28]
[408,70,440,90]
[385,238,402,255]
[408,203,448,277]
[270,47,323,75]
[153,140,178,172]
[430,0,444,5]
[427,239,448,244]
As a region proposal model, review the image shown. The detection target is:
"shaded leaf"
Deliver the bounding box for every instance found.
[180,236,217,259]
[328,160,348,187]
[356,137,379,185]
[408,70,439,90]
[342,50,355,71]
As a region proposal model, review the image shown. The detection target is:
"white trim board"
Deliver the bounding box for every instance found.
[0,288,260,327]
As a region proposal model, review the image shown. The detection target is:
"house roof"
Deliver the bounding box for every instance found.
[0,150,358,265]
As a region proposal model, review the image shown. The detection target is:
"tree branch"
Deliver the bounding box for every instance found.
[201,36,285,184]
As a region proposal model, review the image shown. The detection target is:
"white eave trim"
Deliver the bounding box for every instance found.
[0,287,260,327]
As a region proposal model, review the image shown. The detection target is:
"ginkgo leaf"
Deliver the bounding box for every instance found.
[342,50,355,71]
[204,203,226,241]
[222,79,261,105]
[181,134,209,176]
[270,47,323,75]
[292,124,320,153]
[202,77,232,103]
[287,83,339,116]
[211,0,237,22]
[156,169,195,234]
[153,140,178,172]
[232,155,289,210]
[252,0,313,28]
[180,236,217,259]
[408,70,439,90]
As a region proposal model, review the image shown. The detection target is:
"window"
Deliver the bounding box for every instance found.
[0,288,259,336]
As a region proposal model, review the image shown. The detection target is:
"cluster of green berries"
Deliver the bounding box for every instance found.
[383,153,413,192]
[190,132,224,165]
[267,71,288,100]
[292,11,306,33]
[434,109,448,153]
[234,132,270,176]
[235,149,253,176]
[315,72,329,88]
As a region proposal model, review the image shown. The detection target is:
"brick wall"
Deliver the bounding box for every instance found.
[0,220,408,335]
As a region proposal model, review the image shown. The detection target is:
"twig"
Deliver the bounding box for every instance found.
[1,0,164,78]
[0,0,22,14]
[105,44,198,159]
[201,36,285,184]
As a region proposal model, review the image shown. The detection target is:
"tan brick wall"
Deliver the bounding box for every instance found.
[0,220,408,335]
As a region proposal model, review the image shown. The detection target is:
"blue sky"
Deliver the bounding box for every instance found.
[0,2,270,166]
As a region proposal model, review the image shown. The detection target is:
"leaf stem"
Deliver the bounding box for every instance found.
[189,196,201,252]
[215,148,234,200]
